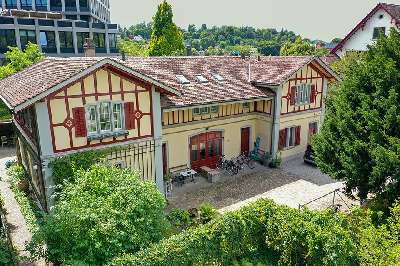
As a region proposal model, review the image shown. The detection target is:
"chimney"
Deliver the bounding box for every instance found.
[121,51,126,61]
[186,44,192,56]
[83,38,96,57]
[257,55,261,61]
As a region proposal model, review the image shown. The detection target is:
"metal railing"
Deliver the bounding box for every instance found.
[298,188,353,211]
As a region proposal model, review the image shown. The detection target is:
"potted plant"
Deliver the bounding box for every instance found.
[269,153,282,168]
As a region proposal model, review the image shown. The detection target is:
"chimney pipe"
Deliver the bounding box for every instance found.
[186,44,192,56]
[83,38,96,57]
[121,51,126,61]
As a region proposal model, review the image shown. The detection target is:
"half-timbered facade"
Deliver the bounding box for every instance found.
[0,56,337,210]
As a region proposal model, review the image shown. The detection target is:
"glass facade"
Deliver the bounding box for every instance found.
[59,31,74,53]
[50,0,62,10]
[94,32,105,52]
[5,0,18,9]
[19,30,36,50]
[35,0,47,10]
[39,31,56,53]
[0,29,16,53]
[77,32,89,53]
[20,0,32,9]
[65,0,76,10]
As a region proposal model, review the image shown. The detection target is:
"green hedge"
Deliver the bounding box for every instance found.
[110,199,400,266]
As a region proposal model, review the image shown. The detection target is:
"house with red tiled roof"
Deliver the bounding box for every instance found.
[0,55,338,210]
[332,3,400,58]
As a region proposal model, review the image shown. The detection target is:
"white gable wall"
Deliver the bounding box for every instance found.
[336,9,397,58]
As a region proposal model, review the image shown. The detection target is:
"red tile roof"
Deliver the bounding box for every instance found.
[331,3,400,55]
[0,56,332,110]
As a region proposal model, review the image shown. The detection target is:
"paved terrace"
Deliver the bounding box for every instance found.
[167,156,358,212]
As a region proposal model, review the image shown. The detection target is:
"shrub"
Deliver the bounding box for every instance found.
[198,202,219,224]
[109,200,280,266]
[30,164,169,265]
[50,149,112,188]
[167,209,192,232]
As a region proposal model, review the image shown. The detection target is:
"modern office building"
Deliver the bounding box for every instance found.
[0,0,118,58]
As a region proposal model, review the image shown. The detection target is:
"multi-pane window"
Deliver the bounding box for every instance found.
[59,31,74,52]
[0,29,16,53]
[5,0,17,8]
[242,102,250,109]
[109,33,117,49]
[86,102,124,135]
[35,0,47,9]
[87,105,98,134]
[295,84,311,105]
[20,0,32,9]
[94,32,105,48]
[113,103,123,130]
[65,0,76,9]
[19,30,36,50]
[285,127,296,148]
[79,0,88,8]
[99,102,111,132]
[50,0,62,10]
[77,32,89,52]
[210,106,219,113]
[373,27,386,39]
[39,31,56,53]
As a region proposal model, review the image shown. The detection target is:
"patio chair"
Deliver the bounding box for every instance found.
[1,136,8,147]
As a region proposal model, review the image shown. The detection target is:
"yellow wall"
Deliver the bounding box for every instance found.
[163,100,272,126]
[163,113,273,172]
[47,68,153,153]
[279,111,322,158]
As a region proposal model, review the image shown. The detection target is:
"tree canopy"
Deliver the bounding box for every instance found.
[280,37,328,56]
[31,165,169,265]
[148,1,185,56]
[313,29,400,204]
[118,39,148,56]
[0,43,44,121]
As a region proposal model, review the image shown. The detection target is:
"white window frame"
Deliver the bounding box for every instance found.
[193,107,201,116]
[201,106,210,115]
[210,106,219,113]
[86,101,125,136]
[295,83,312,106]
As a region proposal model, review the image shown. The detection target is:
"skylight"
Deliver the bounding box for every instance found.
[196,75,208,83]
[212,73,224,82]
[176,75,190,84]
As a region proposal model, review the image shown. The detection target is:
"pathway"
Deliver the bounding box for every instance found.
[0,147,45,266]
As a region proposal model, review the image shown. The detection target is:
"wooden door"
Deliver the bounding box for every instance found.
[241,127,250,155]
[190,132,222,170]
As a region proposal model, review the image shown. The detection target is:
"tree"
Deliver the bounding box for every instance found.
[313,29,400,204]
[280,37,328,56]
[0,43,44,120]
[148,1,185,56]
[30,165,169,265]
[118,39,148,56]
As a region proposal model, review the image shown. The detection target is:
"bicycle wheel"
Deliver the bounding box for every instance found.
[248,159,256,169]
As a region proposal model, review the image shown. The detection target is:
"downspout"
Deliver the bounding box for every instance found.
[270,85,282,159]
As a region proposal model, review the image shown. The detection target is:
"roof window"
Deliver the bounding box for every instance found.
[195,75,208,83]
[176,75,190,84]
[212,73,224,82]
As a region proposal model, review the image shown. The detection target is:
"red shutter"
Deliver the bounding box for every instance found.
[290,86,296,105]
[73,107,87,137]
[295,126,301,146]
[124,102,135,130]
[279,129,286,150]
[310,85,316,103]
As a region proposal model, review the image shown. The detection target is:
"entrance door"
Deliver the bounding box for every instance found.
[190,131,222,170]
[241,127,250,155]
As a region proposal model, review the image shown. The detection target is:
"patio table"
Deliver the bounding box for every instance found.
[180,169,197,183]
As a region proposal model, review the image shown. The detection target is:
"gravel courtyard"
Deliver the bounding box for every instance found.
[167,155,355,211]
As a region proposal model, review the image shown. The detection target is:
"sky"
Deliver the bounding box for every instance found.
[110,0,400,42]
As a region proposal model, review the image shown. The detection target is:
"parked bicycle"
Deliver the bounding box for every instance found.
[236,153,256,169]
[217,155,240,175]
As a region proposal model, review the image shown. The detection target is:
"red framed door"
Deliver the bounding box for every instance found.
[241,127,250,155]
[190,132,222,170]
